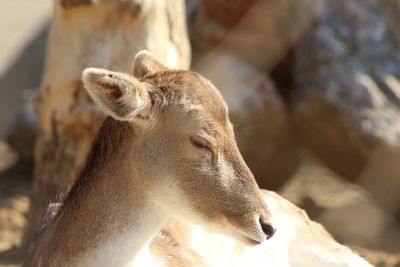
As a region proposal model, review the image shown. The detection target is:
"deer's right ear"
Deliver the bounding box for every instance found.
[133,50,167,78]
[82,68,150,121]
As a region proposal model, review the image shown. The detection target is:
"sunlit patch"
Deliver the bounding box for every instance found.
[355,72,385,106]
[383,73,400,99]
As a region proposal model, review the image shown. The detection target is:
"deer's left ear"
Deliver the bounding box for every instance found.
[132,50,167,78]
[82,68,150,121]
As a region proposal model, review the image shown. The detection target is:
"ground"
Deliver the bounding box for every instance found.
[0,142,30,267]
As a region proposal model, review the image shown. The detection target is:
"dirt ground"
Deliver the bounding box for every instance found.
[0,142,30,267]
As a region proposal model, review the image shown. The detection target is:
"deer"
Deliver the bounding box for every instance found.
[23,50,276,266]
[24,51,373,267]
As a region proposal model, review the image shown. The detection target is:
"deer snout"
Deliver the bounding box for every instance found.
[259,214,276,240]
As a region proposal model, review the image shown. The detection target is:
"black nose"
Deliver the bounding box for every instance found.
[259,215,276,240]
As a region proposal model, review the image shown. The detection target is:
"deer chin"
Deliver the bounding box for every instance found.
[204,219,268,246]
[229,224,268,246]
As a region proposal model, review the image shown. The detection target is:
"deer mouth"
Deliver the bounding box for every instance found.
[235,227,268,245]
[226,216,276,246]
[211,226,266,247]
[234,231,265,246]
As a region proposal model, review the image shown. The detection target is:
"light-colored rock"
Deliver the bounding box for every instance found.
[294,0,400,180]
[191,0,317,70]
[353,246,400,267]
[150,190,373,267]
[281,163,400,251]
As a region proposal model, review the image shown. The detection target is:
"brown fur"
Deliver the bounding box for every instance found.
[24,51,274,266]
[25,118,137,266]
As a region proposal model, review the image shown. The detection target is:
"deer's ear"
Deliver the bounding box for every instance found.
[133,50,167,78]
[82,68,150,121]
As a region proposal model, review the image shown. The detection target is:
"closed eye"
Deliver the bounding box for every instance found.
[190,136,211,151]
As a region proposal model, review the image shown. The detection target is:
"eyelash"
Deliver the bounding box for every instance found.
[190,137,211,151]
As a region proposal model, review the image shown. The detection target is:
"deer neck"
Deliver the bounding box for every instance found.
[35,119,169,266]
[74,187,168,267]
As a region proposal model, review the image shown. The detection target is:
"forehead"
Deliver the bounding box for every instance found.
[143,70,229,125]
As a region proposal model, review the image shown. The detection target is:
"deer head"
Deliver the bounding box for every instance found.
[81,51,276,244]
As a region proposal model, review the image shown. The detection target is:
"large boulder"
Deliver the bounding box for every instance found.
[293,0,400,181]
[281,163,400,251]
[190,0,316,70]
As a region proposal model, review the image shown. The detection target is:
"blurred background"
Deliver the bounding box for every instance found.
[0,0,399,266]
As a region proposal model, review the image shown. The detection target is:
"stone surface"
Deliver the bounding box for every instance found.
[293,0,400,180]
[281,163,400,251]
[195,54,299,190]
[190,0,316,70]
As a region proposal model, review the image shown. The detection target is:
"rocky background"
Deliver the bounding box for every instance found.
[0,0,400,266]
